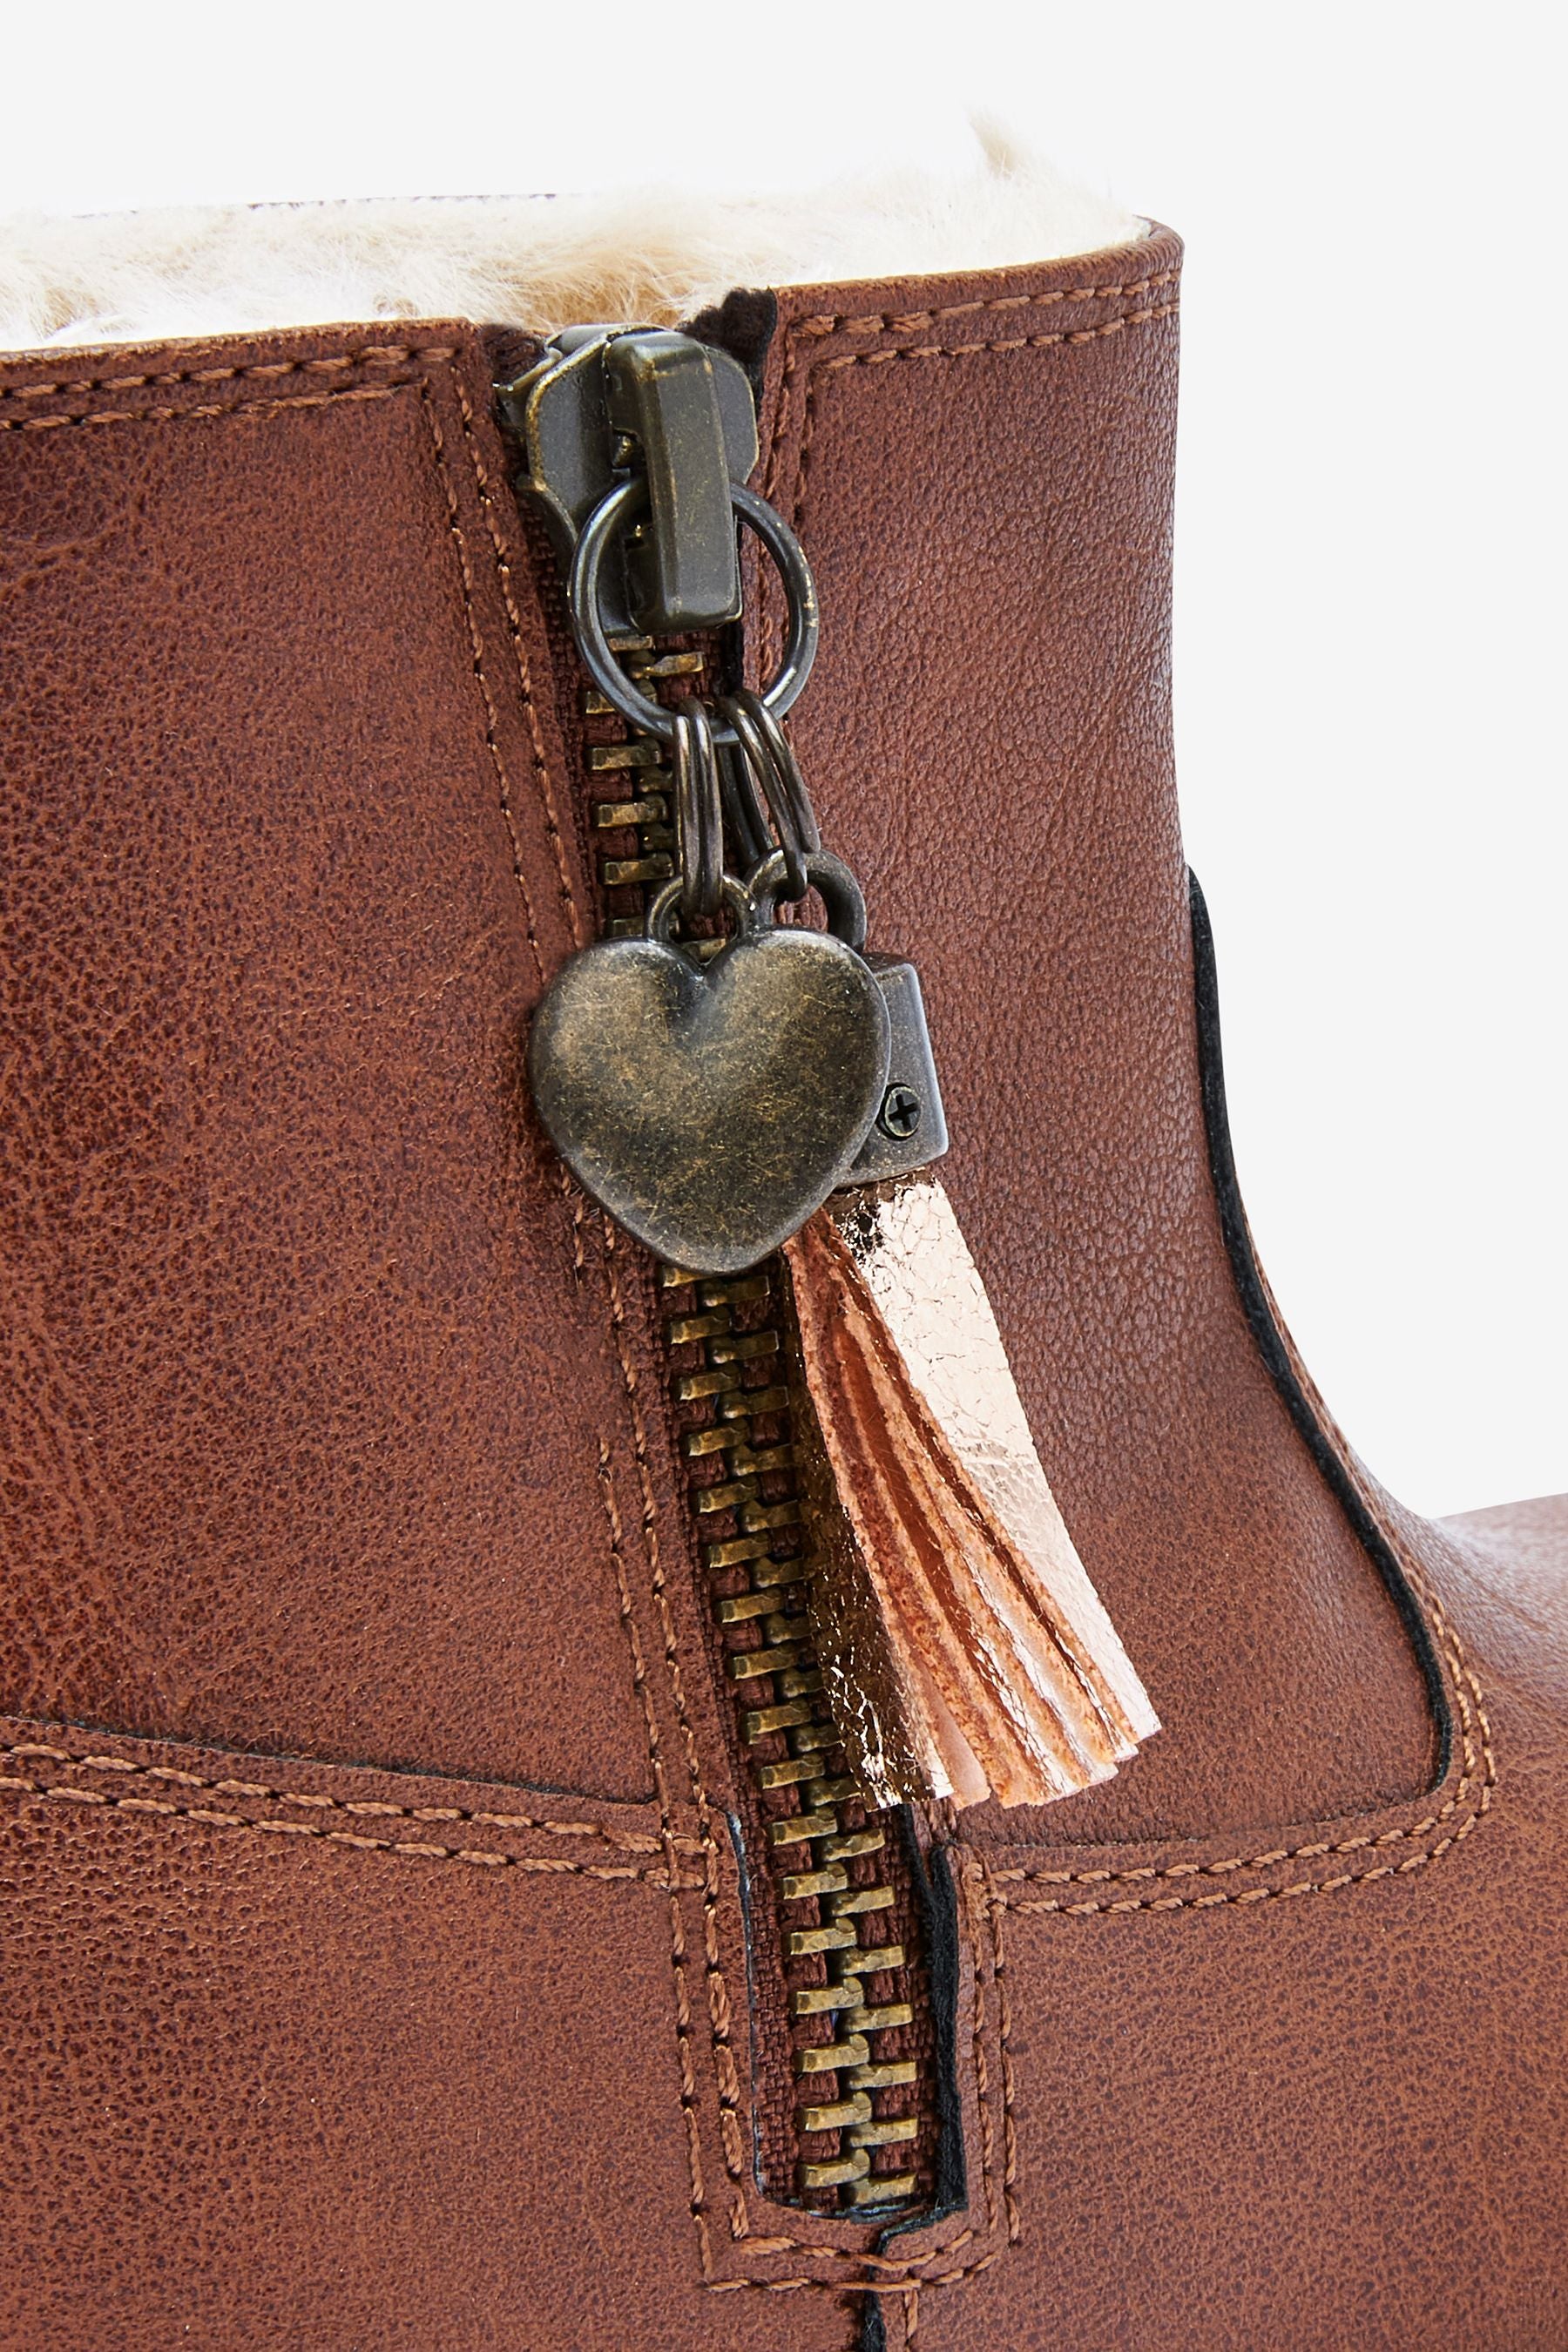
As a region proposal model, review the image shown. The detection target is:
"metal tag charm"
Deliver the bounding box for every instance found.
[843,958,948,1187]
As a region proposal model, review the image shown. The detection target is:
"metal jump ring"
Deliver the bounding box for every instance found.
[716,734,774,873]
[569,478,819,745]
[748,848,868,954]
[715,691,820,902]
[672,703,723,924]
[645,868,754,948]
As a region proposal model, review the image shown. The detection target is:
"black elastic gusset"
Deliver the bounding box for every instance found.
[875,1814,967,2250]
[1186,868,1451,1767]
[858,2289,889,2352]
[692,285,780,409]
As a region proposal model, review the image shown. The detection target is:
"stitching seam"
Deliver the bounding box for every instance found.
[0,382,426,432]
[0,347,458,402]
[420,373,590,1273]
[444,360,591,1272]
[0,1767,688,1882]
[598,1222,753,2254]
[994,1647,1493,1913]
[416,377,546,989]
[787,301,1179,543]
[701,1868,1013,2292]
[447,366,587,953]
[983,1320,1499,1909]
[814,298,1179,370]
[788,267,1179,339]
[578,735,1010,2286]
[0,1739,691,1854]
[598,1445,720,2268]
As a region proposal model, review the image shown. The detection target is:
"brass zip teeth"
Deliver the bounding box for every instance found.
[583,646,928,2214]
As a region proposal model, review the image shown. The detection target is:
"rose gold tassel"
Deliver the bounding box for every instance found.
[782,1174,1159,1810]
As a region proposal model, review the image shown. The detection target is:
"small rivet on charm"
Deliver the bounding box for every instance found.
[878,1084,922,1140]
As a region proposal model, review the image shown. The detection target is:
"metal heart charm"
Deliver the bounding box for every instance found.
[529,926,891,1275]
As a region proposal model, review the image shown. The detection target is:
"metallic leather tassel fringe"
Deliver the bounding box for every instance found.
[784,1176,1159,1810]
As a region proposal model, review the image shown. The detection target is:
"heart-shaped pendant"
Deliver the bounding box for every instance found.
[529,902,891,1275]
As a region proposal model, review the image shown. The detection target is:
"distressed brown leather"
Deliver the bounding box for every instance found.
[2,227,1563,2349]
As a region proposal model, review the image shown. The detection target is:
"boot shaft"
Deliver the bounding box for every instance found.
[0,231,1433,1836]
[2,220,1553,2351]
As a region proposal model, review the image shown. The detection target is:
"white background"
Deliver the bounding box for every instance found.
[3,2,1562,1517]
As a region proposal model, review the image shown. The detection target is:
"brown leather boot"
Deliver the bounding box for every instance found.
[1,201,1563,2351]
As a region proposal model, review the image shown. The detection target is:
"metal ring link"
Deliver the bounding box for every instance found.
[717,733,775,874]
[747,848,868,953]
[715,691,821,902]
[645,869,755,948]
[569,478,819,746]
[672,702,724,923]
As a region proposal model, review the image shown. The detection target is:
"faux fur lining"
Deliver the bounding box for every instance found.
[0,129,1141,355]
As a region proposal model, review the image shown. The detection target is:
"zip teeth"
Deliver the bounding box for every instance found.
[844,2002,915,2033]
[707,1329,780,1365]
[593,794,668,828]
[721,1382,790,1419]
[754,1752,824,1787]
[805,1774,861,1806]
[582,645,927,2215]
[676,1366,743,1402]
[848,1943,906,1970]
[849,2171,917,2206]
[799,2152,870,2193]
[588,738,664,770]
[770,1811,836,1846]
[703,1532,777,1569]
[780,1866,849,1903]
[744,1699,817,1738]
[851,2116,919,2147]
[793,1983,864,2016]
[828,1884,897,1919]
[796,2036,871,2074]
[601,855,672,886]
[787,1923,860,1957]
[584,649,705,712]
[800,2092,874,2132]
[755,1556,813,1591]
[847,2060,917,2092]
[669,1310,736,1346]
[819,1828,885,1862]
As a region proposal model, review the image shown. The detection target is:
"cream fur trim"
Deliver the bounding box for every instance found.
[0,128,1140,355]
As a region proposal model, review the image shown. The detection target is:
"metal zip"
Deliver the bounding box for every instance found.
[583,643,936,2213]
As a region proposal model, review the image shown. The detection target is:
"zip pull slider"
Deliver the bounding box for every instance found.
[502,327,759,636]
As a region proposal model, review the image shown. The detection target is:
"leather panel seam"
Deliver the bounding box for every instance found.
[436,359,592,1279]
[597,1433,752,2261]
[0,1736,690,1853]
[987,1643,1495,1911]
[436,344,829,2283]
[0,1742,698,1883]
